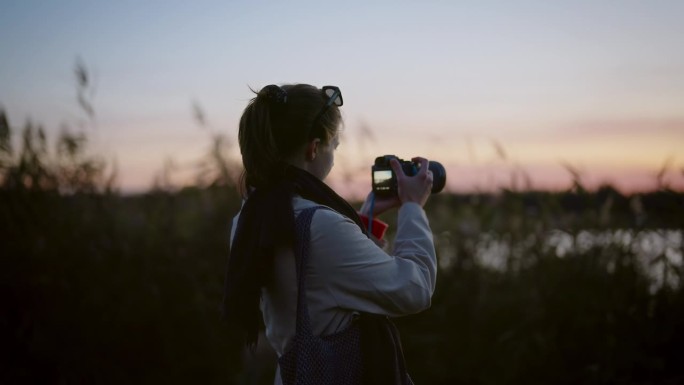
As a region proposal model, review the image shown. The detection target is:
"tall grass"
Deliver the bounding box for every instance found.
[391,190,683,385]
[1,65,683,383]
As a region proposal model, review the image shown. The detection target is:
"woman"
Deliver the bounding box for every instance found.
[223,84,436,385]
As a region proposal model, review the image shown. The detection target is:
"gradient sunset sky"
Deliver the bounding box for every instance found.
[2,1,683,197]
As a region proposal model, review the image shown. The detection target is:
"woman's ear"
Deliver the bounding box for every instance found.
[305,139,321,161]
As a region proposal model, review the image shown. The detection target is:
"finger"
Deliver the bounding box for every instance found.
[412,157,429,176]
[390,159,405,180]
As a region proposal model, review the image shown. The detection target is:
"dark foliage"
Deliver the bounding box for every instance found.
[1,110,683,384]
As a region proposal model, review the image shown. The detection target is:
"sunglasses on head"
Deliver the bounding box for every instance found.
[307,85,343,140]
[322,86,343,109]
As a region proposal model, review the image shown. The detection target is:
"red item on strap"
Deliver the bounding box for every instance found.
[358,214,389,240]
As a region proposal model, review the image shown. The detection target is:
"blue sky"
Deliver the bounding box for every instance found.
[2,0,683,195]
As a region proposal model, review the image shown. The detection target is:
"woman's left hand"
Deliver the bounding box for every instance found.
[359,191,401,217]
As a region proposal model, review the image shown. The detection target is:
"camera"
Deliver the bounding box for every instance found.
[371,155,446,197]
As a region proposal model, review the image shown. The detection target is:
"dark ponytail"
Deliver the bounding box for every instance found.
[225,84,345,347]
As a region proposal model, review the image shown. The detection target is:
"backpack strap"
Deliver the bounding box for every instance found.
[292,205,331,337]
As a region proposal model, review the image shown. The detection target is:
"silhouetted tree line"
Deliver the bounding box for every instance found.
[1,107,683,384]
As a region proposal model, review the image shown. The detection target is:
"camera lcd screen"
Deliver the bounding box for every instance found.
[373,170,393,191]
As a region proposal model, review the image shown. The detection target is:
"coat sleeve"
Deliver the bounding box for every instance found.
[306,202,436,317]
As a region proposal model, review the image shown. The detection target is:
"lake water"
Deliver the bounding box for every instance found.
[437,229,683,291]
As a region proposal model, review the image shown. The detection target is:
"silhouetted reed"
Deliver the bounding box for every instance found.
[1,67,682,384]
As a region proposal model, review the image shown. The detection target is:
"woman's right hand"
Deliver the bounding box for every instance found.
[390,157,433,207]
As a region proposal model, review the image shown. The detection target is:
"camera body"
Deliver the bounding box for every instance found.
[371,155,446,197]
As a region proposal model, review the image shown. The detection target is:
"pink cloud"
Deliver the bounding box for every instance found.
[326,161,684,200]
[556,118,684,137]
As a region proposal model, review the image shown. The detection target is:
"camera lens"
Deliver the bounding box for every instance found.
[428,161,447,193]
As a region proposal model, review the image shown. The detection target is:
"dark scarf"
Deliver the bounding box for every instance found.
[221,164,366,346]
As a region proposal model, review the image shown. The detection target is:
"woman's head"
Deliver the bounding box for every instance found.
[238,84,343,191]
